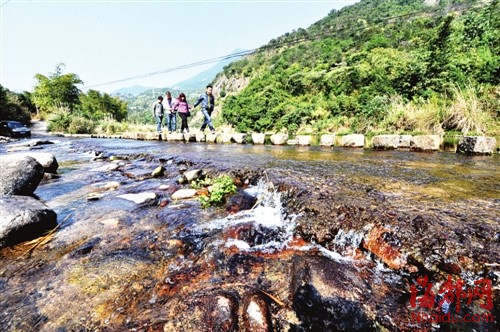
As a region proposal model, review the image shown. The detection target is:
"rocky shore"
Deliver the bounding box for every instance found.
[0,136,498,331]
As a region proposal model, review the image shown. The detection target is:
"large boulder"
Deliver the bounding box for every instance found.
[457,136,497,155]
[0,195,58,248]
[12,152,59,173]
[0,154,45,195]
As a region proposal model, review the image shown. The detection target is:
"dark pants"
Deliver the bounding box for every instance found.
[179,113,189,132]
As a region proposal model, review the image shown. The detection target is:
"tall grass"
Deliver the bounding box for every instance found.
[443,85,495,135]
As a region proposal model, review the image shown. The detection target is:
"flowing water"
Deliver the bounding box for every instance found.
[0,137,498,331]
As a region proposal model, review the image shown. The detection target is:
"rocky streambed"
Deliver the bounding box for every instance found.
[0,137,498,332]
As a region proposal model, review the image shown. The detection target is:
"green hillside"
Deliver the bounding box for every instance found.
[217,0,499,136]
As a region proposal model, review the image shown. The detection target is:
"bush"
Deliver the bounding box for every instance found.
[47,107,71,132]
[68,116,96,134]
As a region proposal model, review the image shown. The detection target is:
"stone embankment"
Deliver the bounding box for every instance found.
[59,132,498,154]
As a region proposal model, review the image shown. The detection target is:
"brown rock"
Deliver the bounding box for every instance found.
[363,226,406,270]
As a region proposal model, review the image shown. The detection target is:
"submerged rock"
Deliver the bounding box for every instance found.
[151,165,165,177]
[0,195,57,248]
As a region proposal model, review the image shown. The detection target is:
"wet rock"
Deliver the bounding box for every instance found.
[0,194,57,248]
[171,189,197,200]
[203,293,239,332]
[104,181,120,190]
[457,136,496,155]
[410,135,441,151]
[270,133,287,145]
[8,139,54,148]
[0,154,45,195]
[226,190,258,214]
[11,152,59,173]
[117,192,157,204]
[223,222,281,247]
[242,293,272,332]
[251,133,265,144]
[91,163,119,172]
[43,172,61,180]
[363,225,406,270]
[291,256,375,331]
[183,169,204,182]
[286,139,298,145]
[320,134,335,146]
[341,134,365,147]
[86,192,102,201]
[151,165,165,177]
[69,237,101,258]
[296,135,311,146]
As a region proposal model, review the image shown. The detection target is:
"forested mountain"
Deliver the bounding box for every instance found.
[216,0,499,135]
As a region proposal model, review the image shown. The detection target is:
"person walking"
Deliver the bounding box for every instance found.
[153,96,164,133]
[172,93,191,133]
[193,85,215,134]
[164,91,176,133]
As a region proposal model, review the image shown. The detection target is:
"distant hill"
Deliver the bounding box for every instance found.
[112,85,154,97]
[171,49,248,92]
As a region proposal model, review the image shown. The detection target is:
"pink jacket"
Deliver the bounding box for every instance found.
[172,100,190,114]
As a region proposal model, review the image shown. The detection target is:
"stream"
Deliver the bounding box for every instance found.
[0,136,498,331]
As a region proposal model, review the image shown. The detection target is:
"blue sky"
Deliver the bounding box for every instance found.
[1,0,358,93]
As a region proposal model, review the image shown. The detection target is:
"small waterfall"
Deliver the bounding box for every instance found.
[196,179,297,252]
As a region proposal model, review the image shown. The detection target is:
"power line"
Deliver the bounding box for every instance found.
[0,0,13,8]
[84,49,254,89]
[83,3,476,89]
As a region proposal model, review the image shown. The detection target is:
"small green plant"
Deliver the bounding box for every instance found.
[195,174,236,208]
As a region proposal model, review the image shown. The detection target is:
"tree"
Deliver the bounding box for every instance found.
[0,85,31,124]
[77,90,128,121]
[32,63,83,114]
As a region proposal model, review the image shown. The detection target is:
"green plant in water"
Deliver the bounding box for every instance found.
[196,174,236,208]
